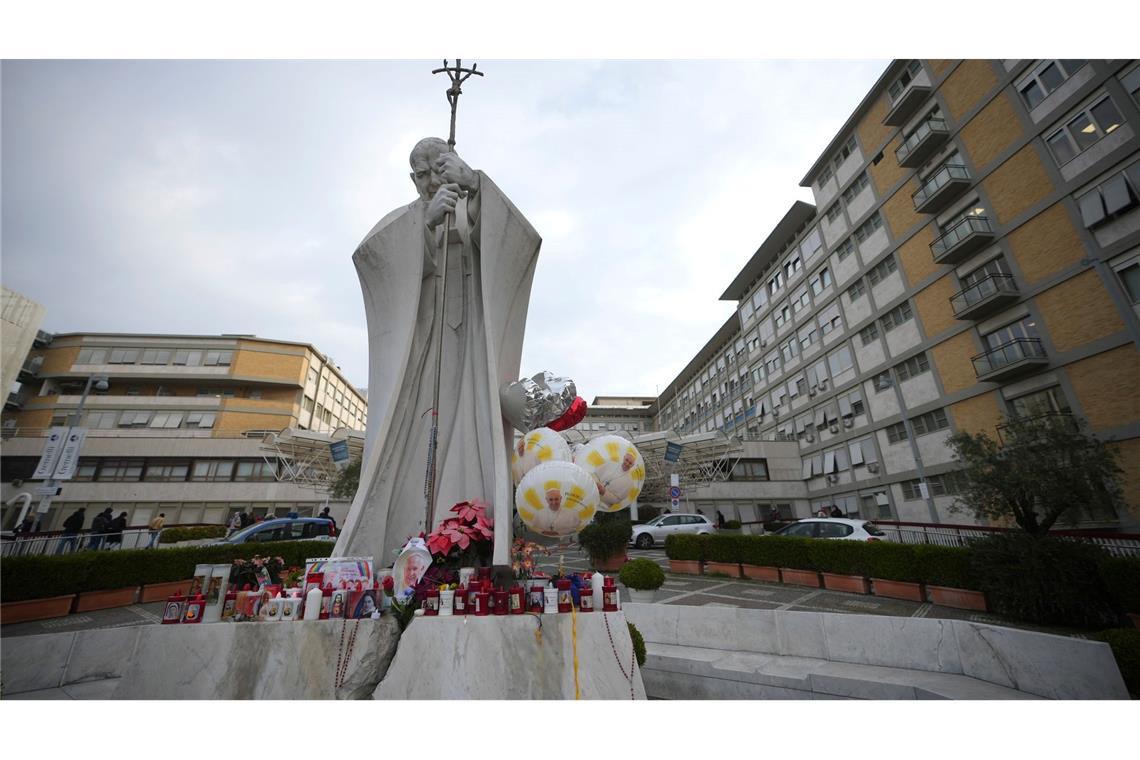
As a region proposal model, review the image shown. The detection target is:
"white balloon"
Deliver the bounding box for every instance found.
[510,427,573,485]
[574,435,645,512]
[515,461,600,537]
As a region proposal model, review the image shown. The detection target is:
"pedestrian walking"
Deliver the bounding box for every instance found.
[239,511,252,529]
[716,510,726,528]
[226,511,243,537]
[320,506,337,531]
[57,507,86,554]
[105,511,127,549]
[87,508,113,550]
[14,513,37,556]
[147,513,166,548]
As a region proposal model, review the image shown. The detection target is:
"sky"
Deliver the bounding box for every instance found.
[1,59,888,398]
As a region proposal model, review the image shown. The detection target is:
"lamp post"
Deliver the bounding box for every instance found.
[34,374,109,524]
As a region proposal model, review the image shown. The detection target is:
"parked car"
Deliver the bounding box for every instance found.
[769,518,886,542]
[630,513,716,549]
[214,517,336,545]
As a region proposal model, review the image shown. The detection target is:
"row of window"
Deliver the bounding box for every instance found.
[76,347,234,367]
[79,410,217,430]
[884,407,950,444]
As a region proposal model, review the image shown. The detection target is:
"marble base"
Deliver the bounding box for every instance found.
[374,611,645,699]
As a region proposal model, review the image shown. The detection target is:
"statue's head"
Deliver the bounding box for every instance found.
[409,137,450,201]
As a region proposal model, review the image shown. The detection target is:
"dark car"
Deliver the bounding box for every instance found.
[214,517,336,545]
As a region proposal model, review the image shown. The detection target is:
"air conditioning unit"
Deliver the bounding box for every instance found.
[843,418,854,429]
[867,462,880,474]
[805,432,815,443]
[772,407,781,418]
[819,378,829,389]
[808,389,817,397]
[829,424,839,434]
[826,473,839,484]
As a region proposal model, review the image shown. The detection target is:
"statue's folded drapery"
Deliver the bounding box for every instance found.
[334,172,541,566]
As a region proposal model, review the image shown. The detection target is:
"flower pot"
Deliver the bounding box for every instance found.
[138,579,196,604]
[780,569,821,588]
[627,588,657,604]
[871,579,923,602]
[0,594,77,624]
[668,559,702,575]
[821,572,870,595]
[741,564,780,582]
[74,586,139,613]
[592,554,628,572]
[703,561,741,578]
[926,585,987,611]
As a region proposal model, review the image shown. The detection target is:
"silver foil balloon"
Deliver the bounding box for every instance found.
[499,371,578,433]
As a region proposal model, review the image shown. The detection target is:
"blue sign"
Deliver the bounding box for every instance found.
[329,440,350,464]
[669,486,681,499]
[664,442,683,463]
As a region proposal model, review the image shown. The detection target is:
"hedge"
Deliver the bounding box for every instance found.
[807,539,869,577]
[1099,556,1140,614]
[913,544,978,590]
[1091,629,1140,699]
[704,534,747,564]
[0,540,334,602]
[158,526,228,544]
[664,534,705,562]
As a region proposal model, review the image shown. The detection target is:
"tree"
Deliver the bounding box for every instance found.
[328,457,361,501]
[946,414,1125,535]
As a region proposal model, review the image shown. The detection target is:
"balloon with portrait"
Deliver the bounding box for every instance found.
[510,427,573,485]
[574,435,645,512]
[514,461,601,537]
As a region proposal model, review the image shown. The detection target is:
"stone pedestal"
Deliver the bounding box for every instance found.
[374,611,645,699]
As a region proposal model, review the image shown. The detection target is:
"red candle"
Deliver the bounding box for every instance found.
[509,585,525,615]
[475,590,491,616]
[454,585,467,615]
[493,589,508,615]
[603,576,618,611]
[579,585,594,612]
[425,587,440,616]
[467,585,480,614]
[557,579,572,613]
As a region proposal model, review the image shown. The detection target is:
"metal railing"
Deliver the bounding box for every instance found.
[874,520,1140,557]
[0,426,284,441]
[0,522,221,558]
[895,117,949,163]
[913,163,969,209]
[931,215,993,259]
[950,273,1019,316]
[972,337,1047,377]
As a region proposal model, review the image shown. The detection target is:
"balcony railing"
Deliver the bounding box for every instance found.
[950,273,1020,320]
[931,215,995,265]
[912,163,971,214]
[884,82,933,126]
[972,338,1048,381]
[896,117,950,167]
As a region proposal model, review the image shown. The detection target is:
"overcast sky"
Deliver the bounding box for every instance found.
[1,59,888,398]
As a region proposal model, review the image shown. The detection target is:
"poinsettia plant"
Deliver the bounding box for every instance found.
[425,499,495,572]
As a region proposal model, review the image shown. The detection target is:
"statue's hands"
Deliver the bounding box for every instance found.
[426,183,461,229]
[434,153,479,195]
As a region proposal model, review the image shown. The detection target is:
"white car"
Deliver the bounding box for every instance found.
[630,513,716,549]
[770,517,886,542]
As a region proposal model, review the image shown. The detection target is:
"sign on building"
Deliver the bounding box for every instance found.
[329,440,350,468]
[52,427,88,481]
[32,426,69,480]
[664,442,683,463]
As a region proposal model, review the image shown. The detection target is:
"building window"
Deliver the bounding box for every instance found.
[764,352,781,374]
[84,410,118,429]
[773,303,791,330]
[173,350,202,366]
[1018,60,1088,110]
[801,227,824,261]
[1045,95,1125,166]
[873,371,894,392]
[827,345,854,376]
[108,348,140,365]
[117,411,151,427]
[76,348,107,364]
[768,271,785,295]
[798,326,818,351]
[841,172,870,205]
[983,317,1039,350]
[866,254,898,286]
[847,279,866,301]
[148,412,184,429]
[853,212,884,244]
[817,165,833,187]
[818,302,842,335]
[144,460,191,482]
[731,459,770,481]
[785,255,803,279]
[825,203,843,223]
[203,350,234,367]
[911,408,950,436]
[809,267,833,296]
[888,60,923,102]
[835,238,855,261]
[185,412,216,429]
[234,460,278,482]
[792,286,811,314]
[859,322,879,346]
[97,458,145,482]
[895,352,931,381]
[881,301,914,332]
[834,135,857,169]
[780,337,799,362]
[1009,385,1072,418]
[962,256,1012,287]
[1117,261,1140,304]
[1077,163,1140,228]
[885,421,909,444]
[190,459,235,482]
[140,349,172,365]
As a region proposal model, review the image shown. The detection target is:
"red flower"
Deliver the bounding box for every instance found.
[382,575,395,593]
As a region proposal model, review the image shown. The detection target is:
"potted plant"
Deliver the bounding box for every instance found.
[577,515,631,572]
[619,557,665,603]
[664,533,704,574]
[757,535,819,587]
[809,539,870,594]
[865,542,924,602]
[739,535,781,582]
[703,534,742,578]
[914,544,986,611]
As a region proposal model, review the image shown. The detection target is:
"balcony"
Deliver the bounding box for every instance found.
[930,215,996,265]
[950,274,1020,321]
[17,355,44,382]
[912,164,971,214]
[884,83,933,126]
[895,117,950,168]
[972,338,1048,382]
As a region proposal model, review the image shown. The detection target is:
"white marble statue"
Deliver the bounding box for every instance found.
[334,137,541,567]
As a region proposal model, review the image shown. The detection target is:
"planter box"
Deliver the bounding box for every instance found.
[0,594,77,624]
[592,554,628,572]
[741,564,780,582]
[139,579,196,604]
[74,586,139,613]
[822,572,870,595]
[668,559,702,575]
[704,561,741,578]
[927,585,987,611]
[871,578,924,602]
[780,568,821,588]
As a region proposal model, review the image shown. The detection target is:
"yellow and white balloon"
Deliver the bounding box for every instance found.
[515,461,600,537]
[511,427,573,486]
[574,435,645,512]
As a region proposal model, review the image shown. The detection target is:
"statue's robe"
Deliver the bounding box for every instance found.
[333,174,540,566]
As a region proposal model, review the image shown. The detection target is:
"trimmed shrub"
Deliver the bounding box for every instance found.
[1091,629,1140,698]
[578,518,632,563]
[704,534,746,564]
[664,533,705,562]
[745,536,815,571]
[619,558,665,590]
[1099,556,1140,614]
[1,540,334,602]
[913,544,978,590]
[863,541,922,583]
[158,526,228,544]
[723,520,742,530]
[807,539,869,576]
[627,621,647,668]
[969,533,1116,629]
